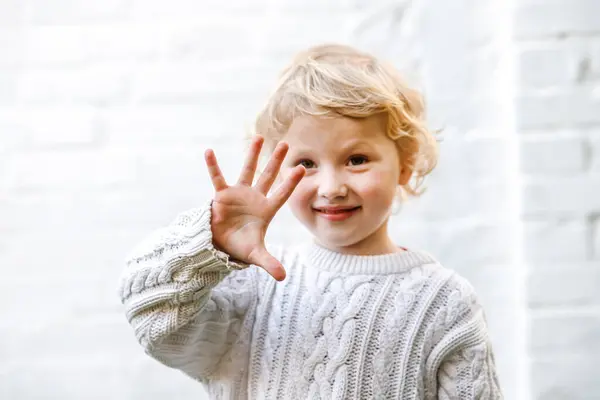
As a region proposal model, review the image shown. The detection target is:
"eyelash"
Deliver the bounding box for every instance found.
[348,155,368,166]
[296,155,369,168]
[297,159,315,169]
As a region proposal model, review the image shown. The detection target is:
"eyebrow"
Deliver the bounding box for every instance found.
[287,139,375,156]
[338,140,375,152]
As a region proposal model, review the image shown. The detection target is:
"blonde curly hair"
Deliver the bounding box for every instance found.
[253,43,438,198]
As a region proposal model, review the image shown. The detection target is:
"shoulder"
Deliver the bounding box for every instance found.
[420,268,490,362]
[374,252,481,324]
[419,263,485,334]
[388,257,487,344]
[397,253,481,318]
[435,268,481,313]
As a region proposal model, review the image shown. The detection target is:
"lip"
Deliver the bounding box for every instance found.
[313,206,361,221]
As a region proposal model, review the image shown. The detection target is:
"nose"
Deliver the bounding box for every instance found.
[317,169,348,199]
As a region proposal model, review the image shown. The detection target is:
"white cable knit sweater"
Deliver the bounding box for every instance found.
[119,204,502,399]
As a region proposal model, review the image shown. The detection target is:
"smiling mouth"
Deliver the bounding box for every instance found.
[313,206,361,214]
[313,206,362,222]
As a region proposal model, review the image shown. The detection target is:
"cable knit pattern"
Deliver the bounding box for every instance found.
[119,203,503,399]
[436,341,501,399]
[371,267,427,399]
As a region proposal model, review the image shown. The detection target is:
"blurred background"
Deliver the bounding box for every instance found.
[0,0,599,399]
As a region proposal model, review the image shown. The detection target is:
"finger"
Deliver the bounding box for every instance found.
[268,165,305,212]
[237,135,264,186]
[255,141,289,195]
[204,149,228,192]
[248,246,286,281]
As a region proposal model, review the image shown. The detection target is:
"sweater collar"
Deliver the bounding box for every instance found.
[304,241,439,275]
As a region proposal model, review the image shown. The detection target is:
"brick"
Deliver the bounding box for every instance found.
[0,107,99,147]
[525,218,589,262]
[276,0,357,10]
[0,0,25,26]
[28,0,130,25]
[0,109,29,149]
[6,149,137,191]
[515,0,600,38]
[82,24,161,62]
[0,28,25,68]
[260,14,355,60]
[18,66,130,105]
[24,26,88,67]
[0,219,143,281]
[346,1,422,72]
[528,263,600,306]
[530,311,600,356]
[402,0,493,48]
[25,24,163,67]
[591,134,600,172]
[459,264,520,311]
[523,176,600,215]
[420,50,502,99]
[532,356,600,400]
[0,71,17,105]
[389,220,514,266]
[593,216,600,260]
[401,180,511,220]
[132,0,267,18]
[0,194,177,267]
[6,314,134,361]
[520,136,587,174]
[518,47,577,88]
[433,135,509,181]
[104,104,257,145]
[132,62,278,103]
[517,38,600,86]
[2,356,134,400]
[516,87,600,129]
[426,96,508,135]
[0,178,9,210]
[590,41,600,80]
[160,19,259,61]
[134,143,246,186]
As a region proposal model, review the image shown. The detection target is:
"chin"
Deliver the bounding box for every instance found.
[314,233,363,250]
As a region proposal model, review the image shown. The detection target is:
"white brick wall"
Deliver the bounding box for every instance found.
[515,0,600,399]
[0,1,597,399]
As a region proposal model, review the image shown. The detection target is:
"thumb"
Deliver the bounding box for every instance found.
[248,245,286,281]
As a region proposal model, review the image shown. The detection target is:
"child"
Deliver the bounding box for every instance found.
[119,44,502,399]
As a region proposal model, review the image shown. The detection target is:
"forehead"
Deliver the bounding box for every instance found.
[283,114,388,149]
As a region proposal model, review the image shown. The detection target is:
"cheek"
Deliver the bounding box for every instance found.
[358,171,397,205]
[288,180,312,212]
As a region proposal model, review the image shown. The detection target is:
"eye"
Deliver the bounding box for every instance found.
[297,159,316,169]
[348,155,368,166]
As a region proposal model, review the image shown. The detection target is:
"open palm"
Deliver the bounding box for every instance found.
[205,136,305,281]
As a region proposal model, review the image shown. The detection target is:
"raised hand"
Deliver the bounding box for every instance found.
[204,135,305,281]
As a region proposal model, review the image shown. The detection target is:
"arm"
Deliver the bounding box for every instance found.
[436,337,501,399]
[119,202,257,381]
[424,276,503,399]
[119,135,305,382]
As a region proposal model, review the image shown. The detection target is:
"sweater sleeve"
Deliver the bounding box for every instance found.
[436,338,502,399]
[424,274,503,400]
[118,201,259,382]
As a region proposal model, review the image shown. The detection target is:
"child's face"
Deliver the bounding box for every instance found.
[281,114,411,255]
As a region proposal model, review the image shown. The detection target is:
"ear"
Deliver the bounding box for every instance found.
[398,165,412,186]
